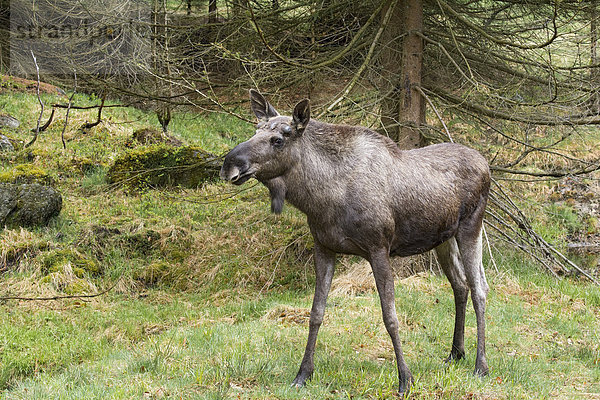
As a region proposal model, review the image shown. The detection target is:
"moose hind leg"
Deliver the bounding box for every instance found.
[292,242,336,387]
[434,238,468,362]
[456,228,489,376]
[369,249,413,395]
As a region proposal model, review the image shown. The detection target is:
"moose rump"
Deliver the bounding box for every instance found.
[220,89,491,395]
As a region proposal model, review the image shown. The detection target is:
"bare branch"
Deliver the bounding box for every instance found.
[61,70,77,150]
[25,50,43,148]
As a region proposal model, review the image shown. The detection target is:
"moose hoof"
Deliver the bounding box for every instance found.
[444,350,465,364]
[291,370,312,388]
[474,362,489,377]
[398,373,414,397]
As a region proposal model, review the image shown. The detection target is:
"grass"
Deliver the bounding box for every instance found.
[0,87,599,399]
[1,265,599,399]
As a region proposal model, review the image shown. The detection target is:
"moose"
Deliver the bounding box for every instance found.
[220,90,491,395]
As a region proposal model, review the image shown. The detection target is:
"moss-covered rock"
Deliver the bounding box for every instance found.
[130,127,183,147]
[0,134,17,152]
[0,163,55,185]
[67,156,103,175]
[123,229,161,254]
[63,278,92,295]
[39,248,101,276]
[107,144,221,190]
[40,271,94,295]
[0,183,62,228]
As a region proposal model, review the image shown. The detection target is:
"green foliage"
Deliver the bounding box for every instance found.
[1,262,599,398]
[546,203,583,235]
[0,131,22,150]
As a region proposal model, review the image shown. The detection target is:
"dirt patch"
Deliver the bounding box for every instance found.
[1,75,65,96]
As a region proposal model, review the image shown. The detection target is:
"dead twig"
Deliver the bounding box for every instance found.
[61,70,77,149]
[0,279,119,302]
[25,50,43,148]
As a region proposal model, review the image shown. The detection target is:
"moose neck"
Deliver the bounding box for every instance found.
[278,120,368,220]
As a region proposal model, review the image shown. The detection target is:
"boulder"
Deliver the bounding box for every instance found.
[0,183,62,228]
[107,144,221,190]
[0,134,15,152]
[0,113,20,129]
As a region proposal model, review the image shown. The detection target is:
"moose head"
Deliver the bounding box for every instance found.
[220,89,310,186]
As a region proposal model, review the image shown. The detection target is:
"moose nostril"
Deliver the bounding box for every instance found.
[227,166,241,182]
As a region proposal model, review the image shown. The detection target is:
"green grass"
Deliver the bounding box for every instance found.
[1,88,599,399]
[1,266,599,399]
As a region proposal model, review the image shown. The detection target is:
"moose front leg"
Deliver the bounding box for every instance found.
[292,242,336,387]
[369,249,413,395]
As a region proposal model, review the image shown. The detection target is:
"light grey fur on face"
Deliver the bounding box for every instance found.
[220,90,491,396]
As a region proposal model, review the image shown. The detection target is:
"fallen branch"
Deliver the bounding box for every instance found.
[52,103,130,110]
[0,279,119,302]
[30,108,55,133]
[488,178,599,285]
[81,92,106,130]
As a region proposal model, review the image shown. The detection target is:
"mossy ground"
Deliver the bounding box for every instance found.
[0,163,54,185]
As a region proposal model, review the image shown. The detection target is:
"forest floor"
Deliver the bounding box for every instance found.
[0,87,599,399]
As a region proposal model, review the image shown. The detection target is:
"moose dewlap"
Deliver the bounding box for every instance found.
[220,89,491,395]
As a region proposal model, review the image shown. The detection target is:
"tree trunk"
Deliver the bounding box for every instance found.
[379,0,424,149]
[591,2,600,113]
[0,0,9,73]
[209,0,218,23]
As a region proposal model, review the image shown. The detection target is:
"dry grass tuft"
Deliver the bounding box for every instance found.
[331,254,439,297]
[262,304,311,325]
[331,260,375,297]
[0,228,51,272]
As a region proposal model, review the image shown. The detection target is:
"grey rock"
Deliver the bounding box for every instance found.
[0,113,20,129]
[0,183,62,228]
[0,135,15,152]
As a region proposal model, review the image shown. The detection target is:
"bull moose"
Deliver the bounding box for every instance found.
[220,90,491,395]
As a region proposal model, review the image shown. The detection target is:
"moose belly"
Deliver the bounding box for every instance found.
[389,218,459,257]
[308,205,460,258]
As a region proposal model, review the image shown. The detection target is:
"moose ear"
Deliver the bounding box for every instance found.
[249,89,279,121]
[292,99,310,134]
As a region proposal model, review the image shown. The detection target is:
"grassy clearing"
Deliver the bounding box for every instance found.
[1,88,599,399]
[1,264,599,399]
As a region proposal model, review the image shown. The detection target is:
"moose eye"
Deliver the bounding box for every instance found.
[270,136,284,148]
